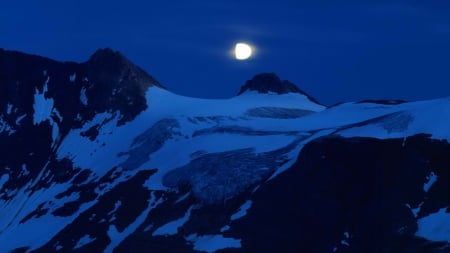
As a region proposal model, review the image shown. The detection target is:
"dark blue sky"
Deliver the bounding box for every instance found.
[2,1,450,105]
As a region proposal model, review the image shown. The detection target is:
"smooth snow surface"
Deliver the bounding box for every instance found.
[416,207,450,242]
[186,234,241,252]
[230,200,252,221]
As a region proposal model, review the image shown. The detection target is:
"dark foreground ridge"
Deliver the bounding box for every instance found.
[30,135,449,253]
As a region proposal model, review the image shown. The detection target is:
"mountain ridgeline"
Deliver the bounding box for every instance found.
[0,48,449,253]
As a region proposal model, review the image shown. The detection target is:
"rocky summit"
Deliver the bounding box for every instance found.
[0,49,449,253]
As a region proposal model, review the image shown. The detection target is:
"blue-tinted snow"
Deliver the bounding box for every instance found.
[152,206,194,236]
[341,240,350,246]
[52,108,63,122]
[15,114,27,126]
[0,181,94,251]
[0,174,9,191]
[51,118,59,146]
[174,192,191,204]
[340,231,351,246]
[0,116,15,135]
[33,78,54,125]
[119,118,181,170]
[424,172,438,192]
[80,87,88,106]
[2,85,450,251]
[6,103,13,114]
[220,225,230,232]
[186,234,241,253]
[339,97,450,141]
[406,203,423,218]
[230,200,252,221]
[344,231,350,238]
[20,164,30,176]
[74,234,95,249]
[108,200,122,222]
[416,207,450,242]
[69,73,76,82]
[105,192,163,252]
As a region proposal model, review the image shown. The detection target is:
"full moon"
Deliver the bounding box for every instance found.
[234,43,252,60]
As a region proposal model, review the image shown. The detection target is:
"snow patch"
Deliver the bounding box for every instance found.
[424,172,438,192]
[74,234,95,249]
[174,192,191,204]
[0,117,15,135]
[105,192,163,252]
[406,203,423,218]
[20,164,30,176]
[80,87,88,106]
[185,234,241,253]
[152,206,194,236]
[416,207,450,242]
[33,78,54,125]
[340,231,350,246]
[230,200,252,221]
[108,200,122,222]
[55,243,63,251]
[15,114,27,126]
[69,73,76,82]
[52,108,63,122]
[6,103,13,114]
[108,200,122,216]
[0,174,9,190]
[51,120,59,146]
[220,225,230,232]
[344,231,350,239]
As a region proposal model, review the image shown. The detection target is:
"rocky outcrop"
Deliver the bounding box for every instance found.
[237,73,322,105]
[227,134,450,253]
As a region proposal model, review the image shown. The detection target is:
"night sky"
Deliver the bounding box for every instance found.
[2,0,450,105]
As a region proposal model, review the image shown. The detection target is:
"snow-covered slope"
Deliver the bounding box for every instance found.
[0,49,449,253]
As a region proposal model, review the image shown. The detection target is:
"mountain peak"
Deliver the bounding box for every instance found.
[85,48,163,88]
[87,48,127,66]
[237,73,322,104]
[81,48,164,124]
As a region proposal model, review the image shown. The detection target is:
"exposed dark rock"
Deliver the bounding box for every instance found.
[33,169,158,253]
[356,99,409,105]
[227,134,450,253]
[237,73,323,105]
[0,48,162,192]
[245,106,314,119]
[82,48,164,125]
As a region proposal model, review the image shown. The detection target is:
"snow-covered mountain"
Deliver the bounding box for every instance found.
[0,48,449,253]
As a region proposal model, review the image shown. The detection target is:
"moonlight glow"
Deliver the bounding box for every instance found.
[234,43,252,60]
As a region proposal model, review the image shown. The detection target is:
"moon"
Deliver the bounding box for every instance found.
[234,43,253,60]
